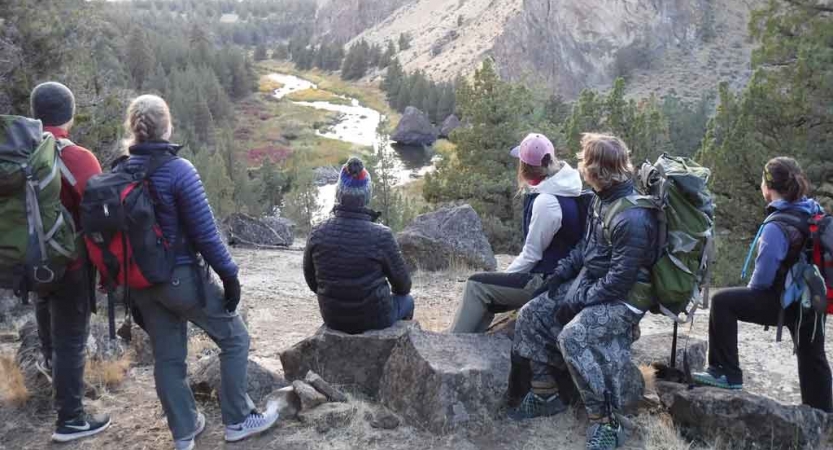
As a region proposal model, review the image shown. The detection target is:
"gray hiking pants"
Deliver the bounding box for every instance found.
[133,265,254,440]
[449,272,546,333]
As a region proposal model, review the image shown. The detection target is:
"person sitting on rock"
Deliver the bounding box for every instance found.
[304,157,414,334]
[510,133,658,450]
[692,157,832,412]
[122,95,279,450]
[449,133,584,333]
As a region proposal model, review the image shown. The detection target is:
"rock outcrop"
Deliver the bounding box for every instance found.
[306,370,348,402]
[439,114,461,138]
[314,0,412,43]
[391,107,438,146]
[397,205,497,272]
[658,382,833,449]
[224,213,293,248]
[280,322,419,397]
[379,331,512,433]
[292,380,328,411]
[190,355,285,404]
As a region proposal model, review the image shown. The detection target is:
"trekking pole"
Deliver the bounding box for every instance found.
[670,321,678,369]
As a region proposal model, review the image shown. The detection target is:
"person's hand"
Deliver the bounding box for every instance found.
[547,276,564,299]
[222,277,241,313]
[555,302,581,326]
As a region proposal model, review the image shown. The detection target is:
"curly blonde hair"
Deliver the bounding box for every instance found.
[577,133,633,190]
[124,94,172,148]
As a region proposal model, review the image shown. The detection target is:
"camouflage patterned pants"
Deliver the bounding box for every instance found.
[512,280,644,417]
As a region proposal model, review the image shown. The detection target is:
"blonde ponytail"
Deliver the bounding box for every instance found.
[124,94,172,148]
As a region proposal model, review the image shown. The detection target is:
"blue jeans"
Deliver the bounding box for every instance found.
[391,294,415,323]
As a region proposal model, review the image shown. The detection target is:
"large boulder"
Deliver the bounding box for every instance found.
[224,213,292,248]
[397,205,497,272]
[379,330,512,433]
[439,114,461,138]
[391,106,438,146]
[659,383,833,449]
[190,355,286,404]
[312,166,340,187]
[631,332,707,373]
[280,322,419,397]
[262,216,295,247]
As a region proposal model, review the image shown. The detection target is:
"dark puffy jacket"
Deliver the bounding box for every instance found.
[125,141,238,280]
[550,180,658,308]
[303,205,411,334]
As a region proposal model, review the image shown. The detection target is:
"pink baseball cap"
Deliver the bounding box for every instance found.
[509,133,556,166]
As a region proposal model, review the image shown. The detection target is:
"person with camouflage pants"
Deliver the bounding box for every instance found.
[510,134,658,450]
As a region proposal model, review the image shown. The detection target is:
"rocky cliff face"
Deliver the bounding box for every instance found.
[351,0,761,100]
[493,0,761,99]
[315,0,413,43]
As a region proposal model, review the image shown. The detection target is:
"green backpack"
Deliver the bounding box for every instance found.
[0,116,78,298]
[601,154,715,322]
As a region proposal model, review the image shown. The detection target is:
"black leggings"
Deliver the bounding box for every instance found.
[708,287,833,412]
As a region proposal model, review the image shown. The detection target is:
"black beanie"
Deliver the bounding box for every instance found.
[30,82,76,127]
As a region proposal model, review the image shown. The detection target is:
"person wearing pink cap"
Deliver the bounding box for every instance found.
[449,133,585,333]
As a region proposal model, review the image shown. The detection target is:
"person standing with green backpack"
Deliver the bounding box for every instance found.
[0,82,111,442]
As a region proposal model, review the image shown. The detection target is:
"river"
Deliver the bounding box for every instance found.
[267,73,436,221]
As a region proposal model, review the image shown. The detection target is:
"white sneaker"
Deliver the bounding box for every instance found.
[224,401,279,443]
[174,412,206,450]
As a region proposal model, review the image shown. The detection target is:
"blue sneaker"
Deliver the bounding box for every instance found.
[508,391,567,421]
[586,420,624,450]
[692,367,743,390]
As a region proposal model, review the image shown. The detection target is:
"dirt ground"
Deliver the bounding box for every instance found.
[1,245,831,450]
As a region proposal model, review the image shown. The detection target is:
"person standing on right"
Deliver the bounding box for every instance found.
[693,157,832,413]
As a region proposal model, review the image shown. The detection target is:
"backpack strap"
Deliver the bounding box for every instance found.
[599,194,658,244]
[55,138,77,187]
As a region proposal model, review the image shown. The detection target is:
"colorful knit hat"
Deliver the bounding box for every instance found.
[336,157,372,206]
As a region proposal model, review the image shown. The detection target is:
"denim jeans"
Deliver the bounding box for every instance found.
[391,294,415,323]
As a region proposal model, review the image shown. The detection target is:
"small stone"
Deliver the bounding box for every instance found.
[298,402,356,434]
[0,331,17,343]
[305,370,348,402]
[369,409,400,430]
[265,386,301,419]
[292,380,327,411]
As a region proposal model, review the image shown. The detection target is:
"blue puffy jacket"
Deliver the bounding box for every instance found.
[125,141,238,280]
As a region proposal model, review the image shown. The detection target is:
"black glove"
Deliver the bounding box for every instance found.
[555,302,582,326]
[222,277,241,313]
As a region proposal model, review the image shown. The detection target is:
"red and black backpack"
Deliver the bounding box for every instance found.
[80,154,178,293]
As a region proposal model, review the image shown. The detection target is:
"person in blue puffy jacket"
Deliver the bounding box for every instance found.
[693,157,832,412]
[123,95,279,450]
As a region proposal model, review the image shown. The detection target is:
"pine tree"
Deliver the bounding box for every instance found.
[409,73,428,114]
[146,63,169,95]
[126,27,156,89]
[380,40,396,68]
[382,59,403,100]
[283,169,319,235]
[426,83,440,123]
[254,44,268,61]
[436,84,456,122]
[395,80,411,112]
[398,32,412,51]
[272,44,289,60]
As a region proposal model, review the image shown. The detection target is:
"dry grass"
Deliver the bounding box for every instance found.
[287,88,354,106]
[0,354,28,407]
[640,364,657,396]
[85,355,131,390]
[433,139,457,158]
[259,77,284,94]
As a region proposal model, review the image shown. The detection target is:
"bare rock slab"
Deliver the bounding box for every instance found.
[280,321,419,397]
[305,370,347,402]
[190,355,285,404]
[293,380,328,411]
[379,330,512,433]
[661,384,832,449]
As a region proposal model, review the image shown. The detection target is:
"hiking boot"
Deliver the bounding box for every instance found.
[174,412,206,450]
[507,391,567,421]
[586,420,624,450]
[224,401,279,442]
[52,413,111,443]
[692,367,743,390]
